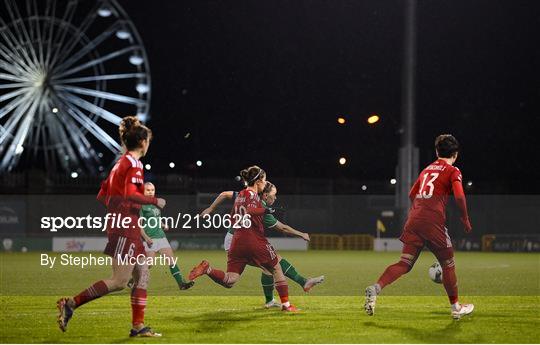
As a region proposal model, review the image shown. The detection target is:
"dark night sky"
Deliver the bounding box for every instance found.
[118,1,540,191]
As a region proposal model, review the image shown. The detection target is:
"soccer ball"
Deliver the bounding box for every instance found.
[428,262,443,284]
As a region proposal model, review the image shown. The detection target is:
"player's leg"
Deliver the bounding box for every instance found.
[129,249,154,288]
[430,243,474,320]
[129,262,161,337]
[280,257,325,292]
[267,261,297,312]
[364,243,422,316]
[189,257,243,288]
[158,246,194,290]
[57,255,135,332]
[261,271,279,307]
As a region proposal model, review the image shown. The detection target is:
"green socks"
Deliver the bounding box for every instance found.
[261,273,275,303]
[170,264,186,284]
[280,258,307,287]
[260,258,308,303]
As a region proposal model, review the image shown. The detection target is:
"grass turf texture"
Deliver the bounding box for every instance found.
[1,250,539,343]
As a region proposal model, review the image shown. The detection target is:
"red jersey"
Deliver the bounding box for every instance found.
[97,153,156,238]
[408,159,463,225]
[231,188,265,239]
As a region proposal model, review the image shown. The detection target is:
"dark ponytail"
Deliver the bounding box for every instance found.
[119,116,152,151]
[240,165,266,186]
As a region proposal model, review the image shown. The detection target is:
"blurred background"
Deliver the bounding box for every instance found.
[1,0,539,253]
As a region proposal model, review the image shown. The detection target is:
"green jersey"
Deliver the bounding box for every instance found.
[140,204,166,239]
[227,199,277,234]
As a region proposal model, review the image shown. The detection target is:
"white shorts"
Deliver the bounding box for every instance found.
[144,237,171,252]
[223,232,233,251]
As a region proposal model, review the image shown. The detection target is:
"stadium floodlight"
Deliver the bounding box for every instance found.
[337,117,346,125]
[467,181,473,187]
[196,160,203,167]
[169,162,175,168]
[367,115,380,124]
[145,164,151,170]
[70,171,78,178]
[390,178,397,185]
[361,185,368,191]
[338,157,347,165]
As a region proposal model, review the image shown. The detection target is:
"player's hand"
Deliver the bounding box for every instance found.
[156,198,166,209]
[461,217,472,233]
[146,238,153,247]
[265,207,276,215]
[300,233,310,242]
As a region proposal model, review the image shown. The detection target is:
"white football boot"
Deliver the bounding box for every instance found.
[303,275,325,292]
[364,285,378,316]
[451,303,474,320]
[264,299,282,309]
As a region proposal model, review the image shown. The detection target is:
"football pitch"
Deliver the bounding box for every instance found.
[1,250,539,343]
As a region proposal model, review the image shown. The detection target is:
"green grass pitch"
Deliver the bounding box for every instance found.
[1,250,539,343]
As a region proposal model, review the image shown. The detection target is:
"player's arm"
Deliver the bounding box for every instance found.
[123,168,165,208]
[139,208,153,245]
[96,179,108,206]
[408,179,420,202]
[273,221,310,242]
[451,171,472,233]
[201,191,235,215]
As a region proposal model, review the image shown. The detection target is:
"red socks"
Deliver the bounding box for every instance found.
[442,262,459,304]
[377,261,411,289]
[131,288,147,326]
[274,280,290,306]
[73,280,109,307]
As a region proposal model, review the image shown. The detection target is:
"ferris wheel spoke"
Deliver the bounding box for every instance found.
[0,87,32,103]
[0,39,36,77]
[45,0,78,69]
[42,0,57,68]
[0,90,39,170]
[0,73,28,83]
[4,0,40,69]
[56,84,144,106]
[50,1,102,71]
[0,24,38,75]
[56,72,145,84]
[53,21,120,74]
[0,58,32,79]
[54,93,121,153]
[0,82,32,89]
[56,91,122,125]
[0,90,34,139]
[27,0,45,67]
[0,92,32,120]
[53,45,140,79]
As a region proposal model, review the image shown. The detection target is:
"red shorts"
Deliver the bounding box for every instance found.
[226,231,278,274]
[104,233,145,259]
[400,218,454,260]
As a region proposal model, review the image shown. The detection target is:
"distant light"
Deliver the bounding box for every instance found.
[361,185,368,191]
[52,107,58,113]
[115,30,131,40]
[71,172,78,179]
[337,117,346,125]
[97,152,103,158]
[129,55,144,66]
[169,162,175,168]
[338,157,347,165]
[145,164,151,170]
[196,160,203,167]
[15,144,24,155]
[390,178,397,185]
[136,83,149,94]
[98,166,104,172]
[467,181,473,187]
[367,115,380,124]
[184,132,191,139]
[137,113,148,122]
[97,7,112,17]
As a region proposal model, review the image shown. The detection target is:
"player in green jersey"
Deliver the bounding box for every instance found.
[201,181,324,308]
[139,182,194,291]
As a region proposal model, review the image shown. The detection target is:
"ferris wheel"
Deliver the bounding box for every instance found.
[0,0,151,174]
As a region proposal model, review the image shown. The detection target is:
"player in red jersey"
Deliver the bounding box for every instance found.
[365,134,474,320]
[189,166,299,312]
[56,116,165,337]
